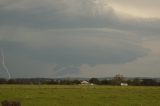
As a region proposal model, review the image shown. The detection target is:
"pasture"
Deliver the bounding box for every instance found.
[0,85,159,106]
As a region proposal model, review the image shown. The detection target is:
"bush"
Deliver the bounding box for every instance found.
[1,100,21,106]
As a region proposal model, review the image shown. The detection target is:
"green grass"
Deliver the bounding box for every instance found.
[0,85,159,106]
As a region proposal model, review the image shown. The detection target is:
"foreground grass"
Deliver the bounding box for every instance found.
[0,85,159,106]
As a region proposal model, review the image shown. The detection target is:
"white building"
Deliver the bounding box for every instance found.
[81,81,89,85]
[120,83,128,86]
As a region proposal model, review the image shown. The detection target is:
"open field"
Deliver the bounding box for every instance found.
[0,85,159,106]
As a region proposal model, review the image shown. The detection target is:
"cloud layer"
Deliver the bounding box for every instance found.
[0,0,160,78]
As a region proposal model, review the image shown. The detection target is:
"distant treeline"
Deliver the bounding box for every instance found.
[0,76,160,86]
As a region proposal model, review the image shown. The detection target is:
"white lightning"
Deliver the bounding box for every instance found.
[1,48,11,79]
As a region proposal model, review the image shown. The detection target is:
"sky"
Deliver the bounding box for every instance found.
[0,0,160,78]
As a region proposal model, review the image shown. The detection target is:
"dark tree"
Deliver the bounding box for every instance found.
[72,80,81,84]
[112,74,124,85]
[0,78,7,84]
[101,79,111,85]
[132,78,142,86]
[142,79,158,86]
[89,78,100,84]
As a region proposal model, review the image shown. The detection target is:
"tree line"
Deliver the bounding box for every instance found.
[0,75,159,86]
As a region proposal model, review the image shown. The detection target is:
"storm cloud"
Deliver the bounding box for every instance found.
[0,0,160,78]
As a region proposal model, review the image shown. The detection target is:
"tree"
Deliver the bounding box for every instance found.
[0,78,7,84]
[142,79,158,86]
[72,80,81,84]
[132,78,142,86]
[101,79,111,85]
[89,78,100,84]
[112,74,124,85]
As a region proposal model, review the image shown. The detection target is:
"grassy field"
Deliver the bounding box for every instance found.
[0,85,159,106]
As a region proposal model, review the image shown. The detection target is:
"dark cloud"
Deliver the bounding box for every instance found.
[0,0,160,38]
[0,29,149,77]
[0,0,160,77]
[0,0,122,30]
[31,43,148,65]
[0,30,148,65]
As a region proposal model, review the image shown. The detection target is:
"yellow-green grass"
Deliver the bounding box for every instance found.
[0,85,159,106]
